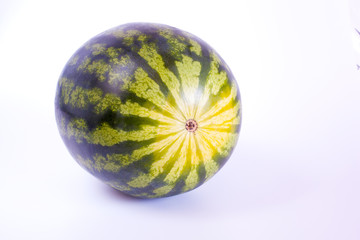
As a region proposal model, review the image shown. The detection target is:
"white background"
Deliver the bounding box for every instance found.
[1,0,359,239]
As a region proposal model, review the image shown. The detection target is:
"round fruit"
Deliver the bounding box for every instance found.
[55,22,241,198]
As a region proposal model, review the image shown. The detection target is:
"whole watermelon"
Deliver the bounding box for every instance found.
[55,23,241,198]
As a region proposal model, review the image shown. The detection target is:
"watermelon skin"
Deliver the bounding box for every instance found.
[55,23,241,198]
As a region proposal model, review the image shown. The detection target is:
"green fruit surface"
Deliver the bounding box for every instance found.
[55,22,241,198]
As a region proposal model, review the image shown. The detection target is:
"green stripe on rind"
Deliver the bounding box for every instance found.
[58,77,179,125]
[137,43,187,120]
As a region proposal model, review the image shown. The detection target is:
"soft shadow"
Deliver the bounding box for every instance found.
[97,182,205,213]
[99,184,151,202]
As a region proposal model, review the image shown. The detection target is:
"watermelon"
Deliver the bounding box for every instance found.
[55,23,241,198]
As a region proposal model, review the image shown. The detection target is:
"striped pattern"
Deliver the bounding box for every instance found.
[55,23,241,198]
